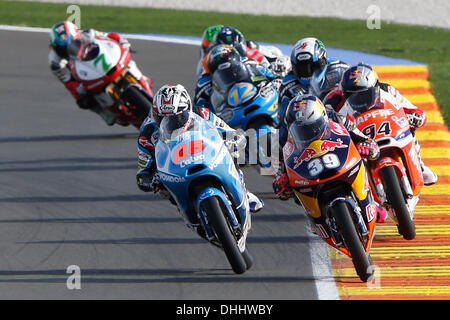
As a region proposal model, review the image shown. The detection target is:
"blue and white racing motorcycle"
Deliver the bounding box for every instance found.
[210,61,280,174]
[154,113,253,274]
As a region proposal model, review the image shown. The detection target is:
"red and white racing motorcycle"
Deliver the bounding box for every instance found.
[68,33,154,129]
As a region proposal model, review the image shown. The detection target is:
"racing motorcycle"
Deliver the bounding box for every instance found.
[154,113,253,274]
[68,33,154,129]
[342,86,424,240]
[209,60,280,175]
[283,119,377,282]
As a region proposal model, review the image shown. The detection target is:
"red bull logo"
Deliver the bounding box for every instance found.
[293,139,347,169]
[350,69,362,85]
[320,140,346,152]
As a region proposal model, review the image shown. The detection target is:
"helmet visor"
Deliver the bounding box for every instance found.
[294,59,323,79]
[288,115,330,149]
[67,33,94,60]
[212,60,250,94]
[346,86,380,116]
[160,111,192,140]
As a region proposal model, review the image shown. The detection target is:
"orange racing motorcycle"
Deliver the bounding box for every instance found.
[283,100,377,282]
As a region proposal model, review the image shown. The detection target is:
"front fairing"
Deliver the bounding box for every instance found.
[284,121,360,188]
[154,115,247,225]
[211,81,279,129]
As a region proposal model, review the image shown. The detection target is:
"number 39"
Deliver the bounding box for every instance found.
[307,153,340,176]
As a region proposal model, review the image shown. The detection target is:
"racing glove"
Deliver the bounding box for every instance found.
[272,172,293,201]
[356,139,380,160]
[407,111,426,129]
[270,56,290,77]
[136,172,155,192]
[224,129,247,158]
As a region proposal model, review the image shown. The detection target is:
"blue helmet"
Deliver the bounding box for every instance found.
[49,21,80,59]
[213,26,247,57]
[310,60,349,99]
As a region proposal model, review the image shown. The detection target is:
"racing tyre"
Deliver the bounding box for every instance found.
[122,86,152,127]
[332,201,374,282]
[380,165,416,240]
[202,196,247,274]
[242,248,254,270]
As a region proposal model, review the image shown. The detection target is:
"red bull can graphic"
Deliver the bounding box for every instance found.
[293,139,347,169]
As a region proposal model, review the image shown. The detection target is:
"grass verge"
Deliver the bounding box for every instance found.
[1,1,448,125]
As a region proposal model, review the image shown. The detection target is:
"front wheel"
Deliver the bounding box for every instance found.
[380,166,416,240]
[332,201,374,282]
[201,196,248,274]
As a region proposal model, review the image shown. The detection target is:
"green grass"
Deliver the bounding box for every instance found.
[1,1,449,126]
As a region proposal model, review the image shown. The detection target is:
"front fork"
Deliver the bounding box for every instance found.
[195,187,250,252]
[370,156,414,222]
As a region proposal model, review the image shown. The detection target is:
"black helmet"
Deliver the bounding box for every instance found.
[213,26,247,57]
[341,63,379,99]
[206,44,241,75]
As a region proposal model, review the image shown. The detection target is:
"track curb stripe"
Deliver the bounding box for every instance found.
[331,64,450,300]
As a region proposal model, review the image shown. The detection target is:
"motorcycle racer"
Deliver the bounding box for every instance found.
[197,25,290,79]
[48,21,152,125]
[194,44,281,110]
[329,63,438,186]
[272,95,388,222]
[278,37,348,146]
[136,84,264,213]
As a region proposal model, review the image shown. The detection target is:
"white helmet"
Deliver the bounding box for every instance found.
[153,84,193,135]
[153,84,192,117]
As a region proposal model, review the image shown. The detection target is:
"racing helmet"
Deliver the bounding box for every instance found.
[213,26,247,57]
[205,44,242,75]
[310,60,349,99]
[290,37,328,86]
[340,63,379,99]
[49,21,80,59]
[153,84,193,135]
[285,95,330,148]
[201,24,224,55]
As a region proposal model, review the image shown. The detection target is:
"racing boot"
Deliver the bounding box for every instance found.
[421,160,438,186]
[237,169,264,213]
[415,139,437,186]
[91,105,116,126]
[247,191,264,213]
[376,205,388,223]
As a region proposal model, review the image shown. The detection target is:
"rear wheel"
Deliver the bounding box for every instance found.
[122,86,152,128]
[332,201,374,282]
[201,196,247,274]
[380,166,416,240]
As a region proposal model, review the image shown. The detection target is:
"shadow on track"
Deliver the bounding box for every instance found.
[0,267,322,284]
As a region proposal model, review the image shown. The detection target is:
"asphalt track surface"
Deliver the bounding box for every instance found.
[0,30,327,299]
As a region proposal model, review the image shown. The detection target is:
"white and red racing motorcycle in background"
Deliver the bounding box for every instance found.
[68,33,154,129]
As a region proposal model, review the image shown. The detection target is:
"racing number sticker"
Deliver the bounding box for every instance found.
[307,153,340,176]
[173,140,205,165]
[362,121,392,139]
